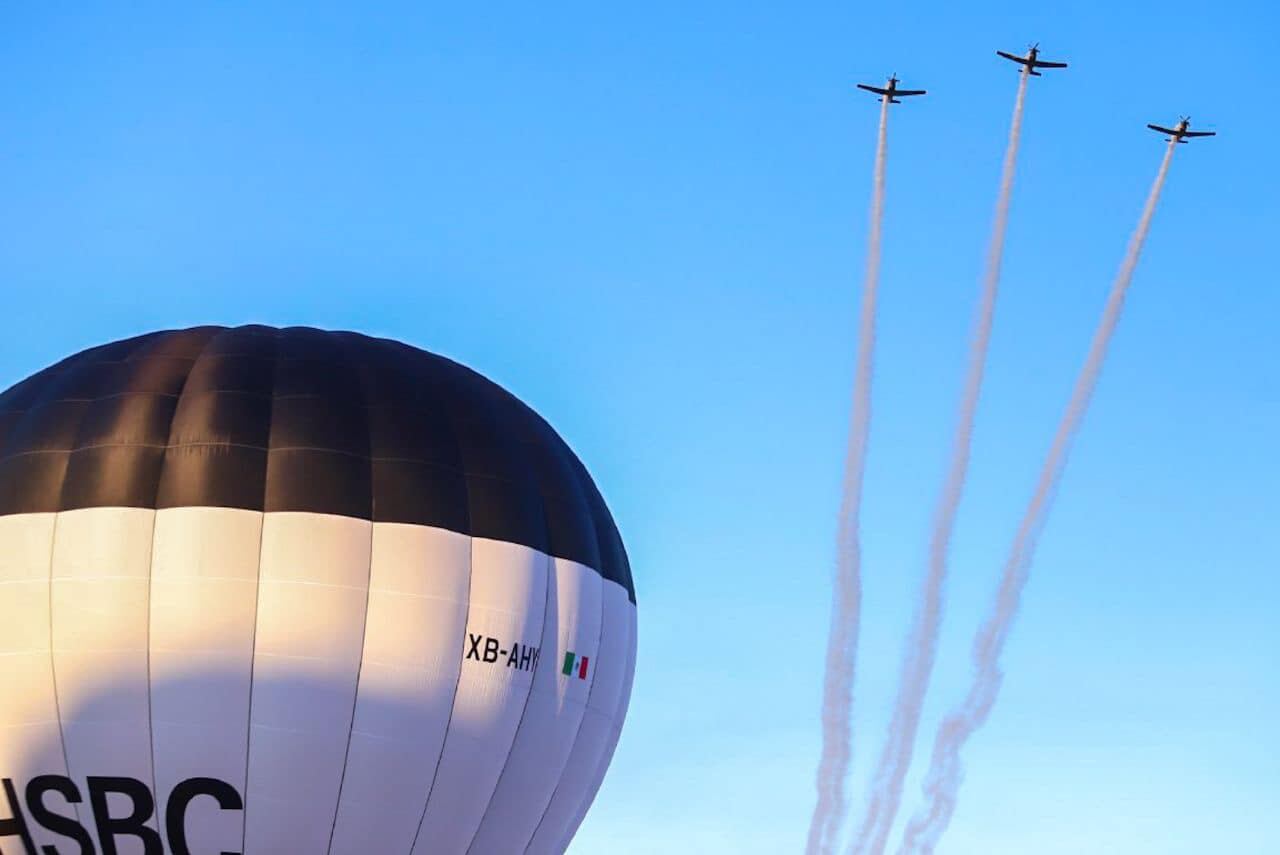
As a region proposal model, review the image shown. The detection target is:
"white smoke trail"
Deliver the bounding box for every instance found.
[807,95,891,855]
[847,71,1031,855]
[896,139,1179,855]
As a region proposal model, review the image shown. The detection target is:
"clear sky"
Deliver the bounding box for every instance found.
[2,2,1276,853]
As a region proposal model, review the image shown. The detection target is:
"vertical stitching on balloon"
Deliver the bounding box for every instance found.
[323,518,374,854]
[461,540,552,852]
[408,348,475,855]
[460,400,555,855]
[240,328,280,855]
[146,329,213,833]
[522,567,608,855]
[556,504,637,849]
[325,334,377,855]
[554,593,629,851]
[140,507,159,841]
[560,483,627,849]
[44,507,77,831]
[523,474,612,855]
[239,511,266,855]
[407,531,473,854]
[560,600,636,851]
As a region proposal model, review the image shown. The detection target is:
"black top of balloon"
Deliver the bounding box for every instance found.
[0,325,633,601]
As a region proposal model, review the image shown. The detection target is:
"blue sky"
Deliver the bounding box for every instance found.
[2,2,1276,853]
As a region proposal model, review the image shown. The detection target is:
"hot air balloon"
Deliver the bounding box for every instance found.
[0,326,636,855]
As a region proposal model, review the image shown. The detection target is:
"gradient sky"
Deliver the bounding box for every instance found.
[2,2,1276,853]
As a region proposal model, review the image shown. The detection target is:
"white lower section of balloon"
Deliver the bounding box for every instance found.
[0,508,636,855]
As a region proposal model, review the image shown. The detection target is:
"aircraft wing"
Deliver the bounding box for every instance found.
[996,50,1028,64]
[856,84,889,95]
[1147,124,1178,134]
[1182,130,1216,137]
[1034,60,1068,68]
[895,89,926,97]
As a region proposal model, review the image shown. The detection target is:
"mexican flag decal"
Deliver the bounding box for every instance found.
[561,651,590,680]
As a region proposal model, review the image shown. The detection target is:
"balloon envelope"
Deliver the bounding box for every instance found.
[0,326,636,855]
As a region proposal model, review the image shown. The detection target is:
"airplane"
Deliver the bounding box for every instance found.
[997,43,1068,76]
[1147,116,1216,144]
[856,75,926,104]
